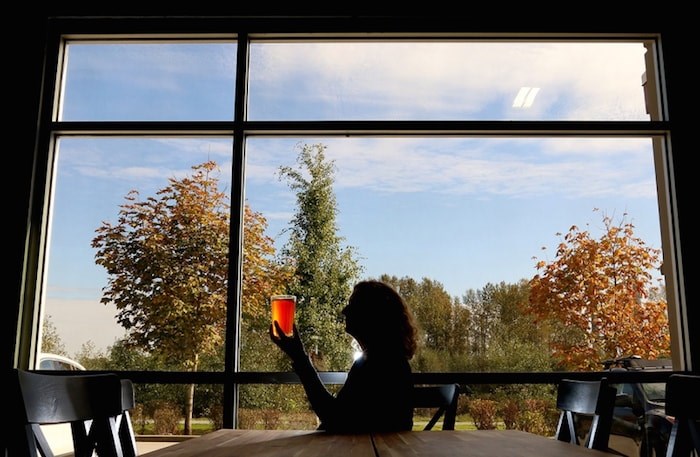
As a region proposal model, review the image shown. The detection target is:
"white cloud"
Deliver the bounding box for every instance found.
[249,41,648,120]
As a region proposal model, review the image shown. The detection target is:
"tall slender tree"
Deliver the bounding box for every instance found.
[278,143,362,371]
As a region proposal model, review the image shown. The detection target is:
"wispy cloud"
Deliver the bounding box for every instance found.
[246,137,656,199]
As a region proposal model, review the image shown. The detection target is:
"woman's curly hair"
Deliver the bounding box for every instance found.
[349,280,418,359]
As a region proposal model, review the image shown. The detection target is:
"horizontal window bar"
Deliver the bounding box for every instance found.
[51,120,670,136]
[41,370,679,385]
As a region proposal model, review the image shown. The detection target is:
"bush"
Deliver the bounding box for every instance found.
[237,408,318,430]
[469,398,498,430]
[507,398,558,436]
[153,402,181,434]
[500,398,519,430]
[129,403,148,435]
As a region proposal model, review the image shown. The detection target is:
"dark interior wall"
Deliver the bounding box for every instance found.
[658,31,696,370]
[8,10,695,372]
[8,12,49,370]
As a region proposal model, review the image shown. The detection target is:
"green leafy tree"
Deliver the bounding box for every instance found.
[73,340,111,370]
[240,204,294,370]
[478,281,552,401]
[380,275,470,372]
[464,287,499,367]
[526,210,670,370]
[41,315,67,356]
[279,143,362,371]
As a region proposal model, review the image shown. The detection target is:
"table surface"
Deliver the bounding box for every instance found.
[142,428,621,457]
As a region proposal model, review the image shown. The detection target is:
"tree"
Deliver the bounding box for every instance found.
[239,203,295,374]
[74,340,111,370]
[380,275,471,372]
[92,161,229,433]
[92,160,289,432]
[279,143,363,370]
[41,315,67,356]
[526,211,670,370]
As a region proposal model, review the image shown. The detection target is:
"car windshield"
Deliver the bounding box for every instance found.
[642,382,666,401]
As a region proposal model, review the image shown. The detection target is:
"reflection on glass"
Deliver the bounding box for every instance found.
[42,137,233,372]
[248,41,649,121]
[60,42,237,121]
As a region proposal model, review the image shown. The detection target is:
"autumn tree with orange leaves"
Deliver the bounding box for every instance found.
[92,160,291,432]
[526,211,670,371]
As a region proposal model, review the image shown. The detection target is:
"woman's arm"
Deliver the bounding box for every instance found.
[269,323,335,423]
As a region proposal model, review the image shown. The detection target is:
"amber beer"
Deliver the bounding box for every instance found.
[271,295,296,337]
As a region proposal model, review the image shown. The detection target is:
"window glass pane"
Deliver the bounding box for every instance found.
[60,42,237,121]
[248,41,650,121]
[242,136,667,373]
[41,137,233,372]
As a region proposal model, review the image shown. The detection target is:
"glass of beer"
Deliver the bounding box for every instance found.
[271,295,296,337]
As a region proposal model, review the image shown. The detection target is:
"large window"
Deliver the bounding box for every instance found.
[22,19,680,433]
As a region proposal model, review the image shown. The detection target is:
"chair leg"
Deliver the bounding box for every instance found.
[555,411,579,445]
[666,421,692,457]
[119,411,138,457]
[90,417,125,457]
[71,420,94,457]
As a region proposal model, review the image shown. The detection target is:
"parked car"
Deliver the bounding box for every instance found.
[38,352,86,371]
[604,356,673,457]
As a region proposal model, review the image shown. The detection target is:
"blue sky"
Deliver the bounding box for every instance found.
[44,40,662,355]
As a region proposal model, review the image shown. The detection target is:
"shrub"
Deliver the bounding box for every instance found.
[153,402,181,434]
[469,398,498,430]
[500,399,519,430]
[514,398,558,436]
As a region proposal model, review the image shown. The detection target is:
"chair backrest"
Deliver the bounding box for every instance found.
[412,384,460,430]
[664,374,700,457]
[9,369,138,457]
[554,378,616,451]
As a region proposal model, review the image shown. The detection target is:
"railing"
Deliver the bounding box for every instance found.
[47,369,678,385]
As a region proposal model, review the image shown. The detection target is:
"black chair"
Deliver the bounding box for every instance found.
[665,374,700,457]
[554,378,616,452]
[412,384,460,430]
[9,369,138,457]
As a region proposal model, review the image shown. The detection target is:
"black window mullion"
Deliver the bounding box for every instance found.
[223,31,250,430]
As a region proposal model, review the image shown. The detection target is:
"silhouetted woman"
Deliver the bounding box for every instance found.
[270,280,418,432]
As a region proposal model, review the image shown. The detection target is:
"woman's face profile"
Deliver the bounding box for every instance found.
[342,291,365,340]
[342,296,356,333]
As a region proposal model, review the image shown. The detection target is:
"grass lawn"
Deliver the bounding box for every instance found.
[412,415,508,431]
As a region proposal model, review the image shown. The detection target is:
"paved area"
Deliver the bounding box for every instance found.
[138,441,180,455]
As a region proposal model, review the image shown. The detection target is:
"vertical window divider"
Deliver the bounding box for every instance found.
[224,32,250,429]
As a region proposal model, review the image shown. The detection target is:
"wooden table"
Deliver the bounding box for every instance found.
[372,430,619,456]
[142,428,621,456]
[141,430,374,457]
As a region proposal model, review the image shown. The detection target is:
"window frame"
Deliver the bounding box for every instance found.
[19,16,685,429]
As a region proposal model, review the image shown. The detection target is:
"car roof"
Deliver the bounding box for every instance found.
[38,353,86,371]
[603,356,672,371]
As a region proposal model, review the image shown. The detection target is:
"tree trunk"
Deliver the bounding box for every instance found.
[185,382,195,434]
[184,355,198,435]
